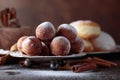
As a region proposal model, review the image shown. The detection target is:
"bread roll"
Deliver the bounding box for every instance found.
[83,39,94,52]
[10,43,18,51]
[70,20,101,39]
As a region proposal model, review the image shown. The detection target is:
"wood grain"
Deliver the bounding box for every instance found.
[0,0,120,44]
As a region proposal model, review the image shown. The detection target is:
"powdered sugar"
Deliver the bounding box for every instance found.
[0,49,10,55]
[50,36,71,56]
[92,31,116,51]
[37,21,56,33]
[58,24,77,36]
[36,21,56,40]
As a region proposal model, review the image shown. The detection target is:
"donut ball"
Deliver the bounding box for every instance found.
[91,31,116,51]
[36,21,56,41]
[57,24,77,42]
[10,43,18,52]
[41,42,50,56]
[83,39,94,52]
[17,36,28,51]
[70,20,101,39]
[50,36,71,56]
[21,36,42,56]
[41,40,52,46]
[71,36,84,53]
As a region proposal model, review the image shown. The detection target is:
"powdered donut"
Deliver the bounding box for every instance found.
[36,21,56,40]
[91,31,116,51]
[70,20,101,39]
[21,36,42,56]
[83,39,94,52]
[71,36,85,53]
[57,24,77,42]
[17,36,28,51]
[41,42,50,56]
[50,36,71,56]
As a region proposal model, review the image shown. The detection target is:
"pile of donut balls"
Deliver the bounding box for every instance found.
[16,20,116,56]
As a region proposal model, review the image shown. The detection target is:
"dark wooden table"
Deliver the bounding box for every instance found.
[0,57,120,80]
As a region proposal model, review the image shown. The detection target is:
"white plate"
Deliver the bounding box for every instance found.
[9,51,86,61]
[86,45,120,54]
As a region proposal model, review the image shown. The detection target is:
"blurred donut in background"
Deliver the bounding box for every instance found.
[82,39,94,52]
[91,31,116,51]
[70,20,101,39]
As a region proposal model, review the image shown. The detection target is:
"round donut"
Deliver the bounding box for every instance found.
[50,36,71,56]
[21,36,42,56]
[57,24,77,42]
[83,39,94,52]
[70,20,101,39]
[91,31,116,51]
[70,36,84,53]
[36,21,56,40]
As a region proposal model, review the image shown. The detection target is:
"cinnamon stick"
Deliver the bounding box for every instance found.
[93,57,118,67]
[7,12,12,20]
[93,60,111,67]
[0,11,4,26]
[71,63,97,73]
[11,8,16,19]
[3,13,8,26]
[65,57,118,68]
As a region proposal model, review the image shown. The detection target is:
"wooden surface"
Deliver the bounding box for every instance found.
[0,0,120,44]
[0,60,120,80]
[0,28,34,50]
[0,48,120,80]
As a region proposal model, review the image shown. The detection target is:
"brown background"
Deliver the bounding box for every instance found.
[0,0,120,44]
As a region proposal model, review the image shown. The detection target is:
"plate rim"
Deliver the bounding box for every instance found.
[9,51,86,60]
[86,45,120,54]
